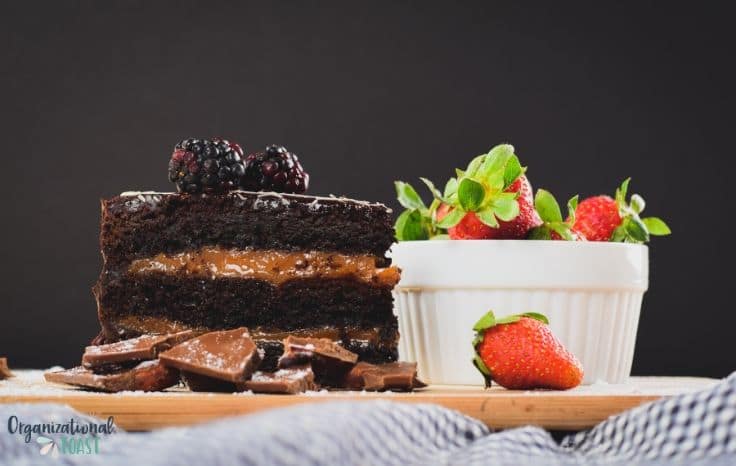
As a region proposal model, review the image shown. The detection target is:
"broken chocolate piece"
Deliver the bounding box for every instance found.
[44,360,179,392]
[159,328,262,383]
[181,371,239,392]
[82,330,195,368]
[344,362,426,391]
[241,366,316,394]
[278,336,357,386]
[0,358,13,380]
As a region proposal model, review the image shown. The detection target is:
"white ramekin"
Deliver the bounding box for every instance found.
[391,240,648,385]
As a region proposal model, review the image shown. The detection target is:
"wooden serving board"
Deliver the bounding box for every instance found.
[0,371,717,431]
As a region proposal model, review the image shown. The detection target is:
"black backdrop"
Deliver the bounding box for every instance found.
[1,1,733,377]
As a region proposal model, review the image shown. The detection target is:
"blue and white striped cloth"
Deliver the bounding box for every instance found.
[1,372,734,465]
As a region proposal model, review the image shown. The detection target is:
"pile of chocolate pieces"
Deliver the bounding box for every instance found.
[44,328,425,394]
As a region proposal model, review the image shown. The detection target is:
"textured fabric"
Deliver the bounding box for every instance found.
[0,372,734,466]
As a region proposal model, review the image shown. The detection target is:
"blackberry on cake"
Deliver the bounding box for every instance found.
[168,138,246,193]
[241,144,309,194]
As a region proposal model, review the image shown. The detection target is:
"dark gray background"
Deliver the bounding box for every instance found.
[1,1,733,376]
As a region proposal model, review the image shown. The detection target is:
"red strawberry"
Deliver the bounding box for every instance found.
[394,144,544,241]
[571,195,620,241]
[472,311,583,390]
[571,179,671,243]
[436,176,542,240]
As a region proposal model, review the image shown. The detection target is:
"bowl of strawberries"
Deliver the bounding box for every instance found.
[391,144,670,386]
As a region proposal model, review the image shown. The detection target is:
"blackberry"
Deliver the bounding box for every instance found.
[168,138,246,193]
[241,144,310,194]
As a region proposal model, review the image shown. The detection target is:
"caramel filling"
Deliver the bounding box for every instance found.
[128,247,400,287]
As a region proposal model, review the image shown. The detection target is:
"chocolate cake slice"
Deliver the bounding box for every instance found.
[93,191,400,367]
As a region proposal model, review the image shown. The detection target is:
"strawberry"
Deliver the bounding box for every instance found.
[472,310,583,390]
[571,178,671,243]
[528,189,584,241]
[394,144,541,240]
[571,195,620,241]
[439,175,541,239]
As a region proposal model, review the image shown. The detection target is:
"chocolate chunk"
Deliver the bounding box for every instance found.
[82,331,195,369]
[343,362,426,391]
[241,366,316,394]
[159,328,262,383]
[0,358,13,380]
[181,371,240,392]
[44,360,179,392]
[278,336,357,386]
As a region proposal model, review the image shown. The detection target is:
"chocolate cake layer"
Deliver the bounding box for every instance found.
[95,272,399,369]
[95,274,397,331]
[101,191,394,266]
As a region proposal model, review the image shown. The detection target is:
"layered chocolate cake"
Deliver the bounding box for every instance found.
[93,190,401,369]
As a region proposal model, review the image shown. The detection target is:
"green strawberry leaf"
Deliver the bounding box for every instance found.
[615,177,631,207]
[495,314,522,325]
[491,197,520,222]
[494,312,549,325]
[520,312,549,324]
[394,209,429,241]
[420,177,444,201]
[472,310,496,331]
[488,143,515,161]
[457,178,485,211]
[503,154,523,188]
[436,207,466,228]
[528,226,551,240]
[472,355,493,388]
[606,178,670,244]
[465,155,485,178]
[477,208,500,228]
[474,310,549,329]
[530,190,579,241]
[548,222,573,240]
[483,169,506,192]
[630,194,646,214]
[430,234,450,240]
[611,225,628,242]
[477,145,513,182]
[642,217,671,236]
[395,181,426,211]
[443,177,458,200]
[567,195,579,224]
[624,216,650,243]
[534,189,563,223]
